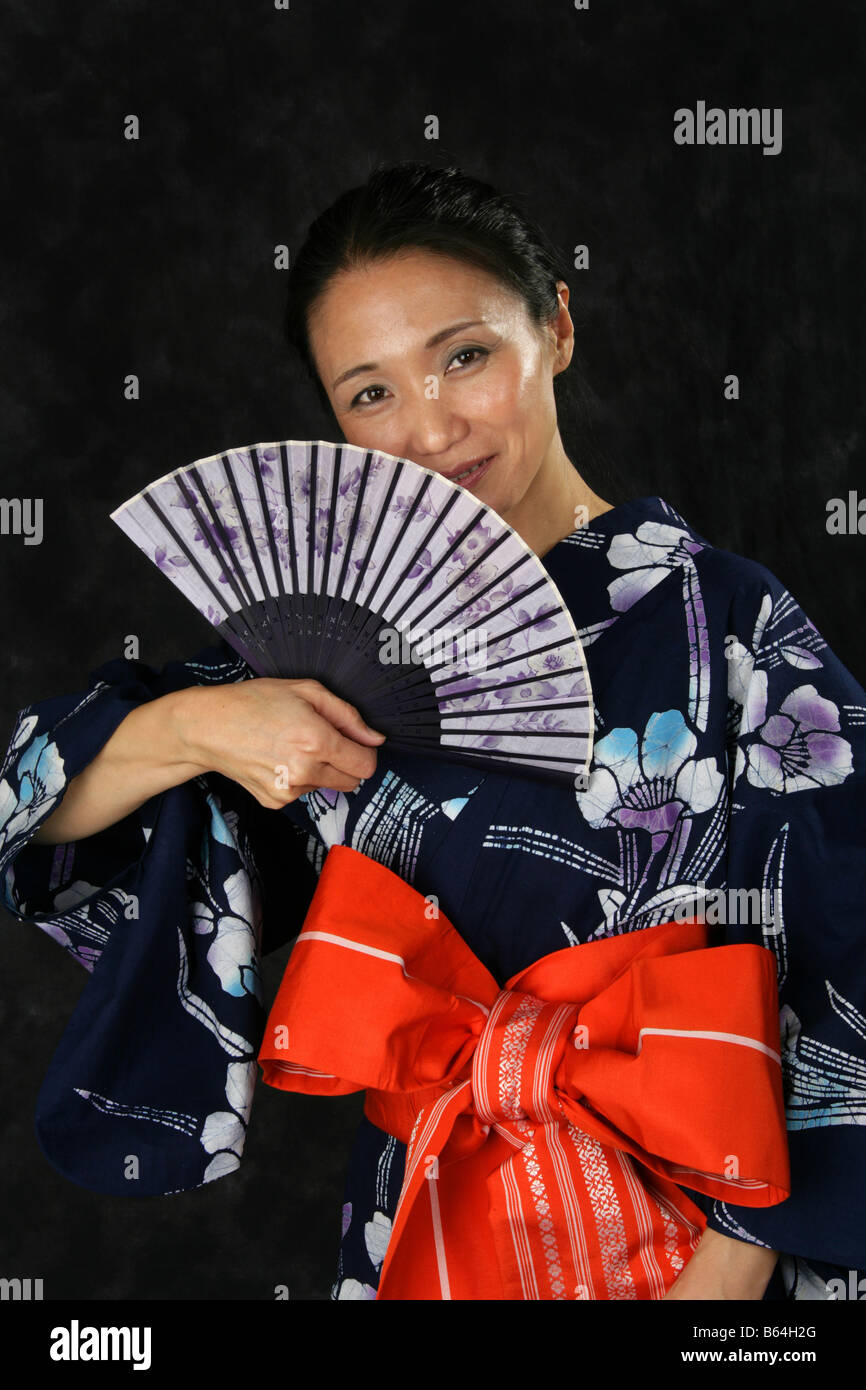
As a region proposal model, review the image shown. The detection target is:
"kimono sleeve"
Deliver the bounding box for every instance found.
[0,640,320,1196]
[696,567,866,1294]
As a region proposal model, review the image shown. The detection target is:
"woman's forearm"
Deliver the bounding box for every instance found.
[31,687,209,845]
[663,1225,779,1300]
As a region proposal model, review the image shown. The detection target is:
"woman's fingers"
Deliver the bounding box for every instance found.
[292,680,386,750]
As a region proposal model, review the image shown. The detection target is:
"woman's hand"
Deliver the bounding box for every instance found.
[175,677,387,808]
[662,1226,779,1300]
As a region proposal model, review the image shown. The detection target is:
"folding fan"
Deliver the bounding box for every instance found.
[109,440,594,786]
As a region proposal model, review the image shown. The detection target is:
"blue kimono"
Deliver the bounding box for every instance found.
[2,494,864,1301]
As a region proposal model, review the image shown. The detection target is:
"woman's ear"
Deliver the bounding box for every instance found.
[550,281,575,376]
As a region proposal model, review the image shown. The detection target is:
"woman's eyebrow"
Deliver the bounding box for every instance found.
[331,320,486,390]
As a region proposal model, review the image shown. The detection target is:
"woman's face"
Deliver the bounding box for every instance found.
[306,249,573,524]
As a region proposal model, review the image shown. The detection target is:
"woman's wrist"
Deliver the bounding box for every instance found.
[167,684,225,775]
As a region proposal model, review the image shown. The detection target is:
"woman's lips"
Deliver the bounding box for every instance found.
[448,454,495,490]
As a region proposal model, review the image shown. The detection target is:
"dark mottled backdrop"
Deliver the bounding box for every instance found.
[1,0,863,1302]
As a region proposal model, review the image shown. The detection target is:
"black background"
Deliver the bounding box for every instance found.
[1,0,863,1301]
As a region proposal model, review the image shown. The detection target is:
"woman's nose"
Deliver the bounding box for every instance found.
[398,392,468,463]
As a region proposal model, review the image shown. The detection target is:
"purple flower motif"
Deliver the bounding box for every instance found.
[335,1278,378,1300]
[195,517,240,550]
[735,684,854,794]
[437,674,485,700]
[519,679,557,701]
[407,547,434,580]
[154,544,190,574]
[514,601,559,633]
[461,522,495,556]
[492,674,562,708]
[606,521,712,732]
[393,491,439,525]
[446,564,502,615]
[529,649,571,676]
[480,733,503,749]
[606,521,703,613]
[449,596,494,625]
[338,466,363,500]
[364,1210,392,1269]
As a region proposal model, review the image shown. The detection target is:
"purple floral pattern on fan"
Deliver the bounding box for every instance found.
[110,440,594,782]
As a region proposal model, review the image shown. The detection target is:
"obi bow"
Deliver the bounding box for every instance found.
[258,845,790,1300]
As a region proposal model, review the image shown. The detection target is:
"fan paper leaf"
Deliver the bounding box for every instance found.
[110,439,594,786]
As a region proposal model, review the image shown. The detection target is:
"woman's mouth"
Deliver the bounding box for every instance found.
[447,455,495,489]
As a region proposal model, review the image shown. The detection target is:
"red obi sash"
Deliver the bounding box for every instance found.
[258,845,790,1300]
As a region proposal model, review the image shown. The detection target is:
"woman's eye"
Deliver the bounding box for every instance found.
[446,346,488,371]
[350,384,388,408]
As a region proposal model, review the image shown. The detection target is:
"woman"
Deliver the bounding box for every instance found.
[1,161,864,1301]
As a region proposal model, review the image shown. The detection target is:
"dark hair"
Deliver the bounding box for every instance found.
[283,159,623,497]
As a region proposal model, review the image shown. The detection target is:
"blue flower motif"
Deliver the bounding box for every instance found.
[192,869,262,1000]
[577,709,725,849]
[0,722,66,852]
